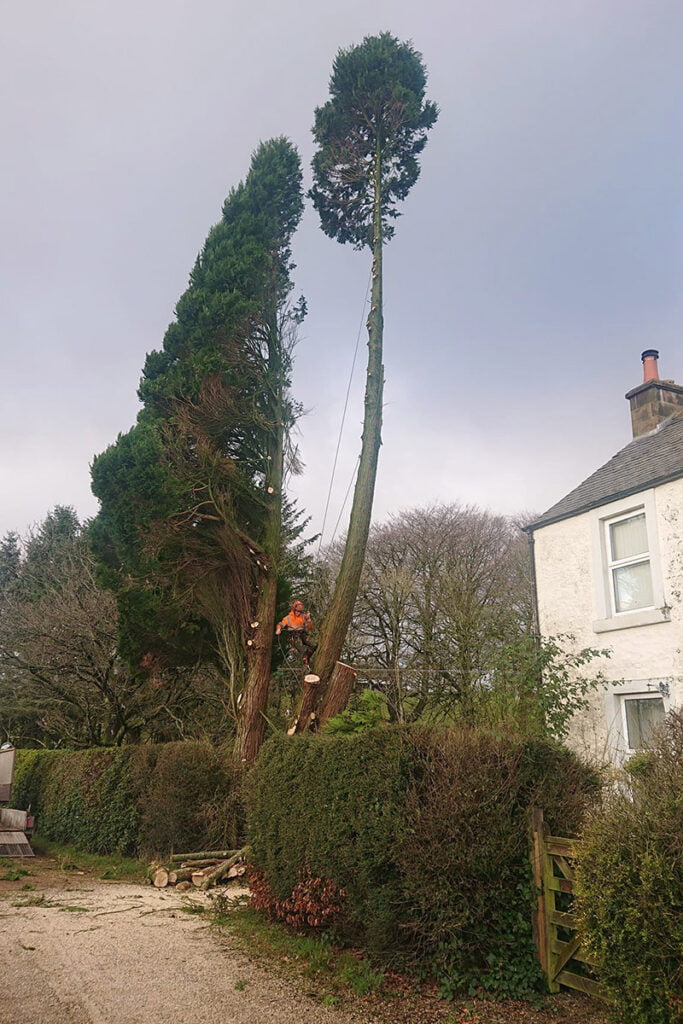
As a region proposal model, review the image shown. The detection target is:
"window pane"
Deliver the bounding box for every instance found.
[624,697,665,748]
[613,560,653,612]
[610,513,647,561]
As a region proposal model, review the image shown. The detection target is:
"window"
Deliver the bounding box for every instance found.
[622,695,665,750]
[591,491,669,633]
[606,512,654,614]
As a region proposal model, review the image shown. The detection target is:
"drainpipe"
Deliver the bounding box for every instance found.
[524,525,542,650]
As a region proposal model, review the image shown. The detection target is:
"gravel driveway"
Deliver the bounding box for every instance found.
[0,881,366,1024]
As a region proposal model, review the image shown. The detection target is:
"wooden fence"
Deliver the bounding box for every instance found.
[530,807,604,1000]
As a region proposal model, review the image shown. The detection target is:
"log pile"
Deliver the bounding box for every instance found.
[148,847,250,890]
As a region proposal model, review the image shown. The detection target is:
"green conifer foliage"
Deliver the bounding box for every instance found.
[91,139,304,758]
[308,34,437,700]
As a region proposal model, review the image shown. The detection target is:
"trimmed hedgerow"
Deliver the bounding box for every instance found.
[11,741,241,857]
[247,729,412,949]
[575,710,683,1024]
[246,725,600,1001]
[399,728,599,999]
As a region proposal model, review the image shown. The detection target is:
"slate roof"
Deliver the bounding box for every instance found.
[529,414,683,531]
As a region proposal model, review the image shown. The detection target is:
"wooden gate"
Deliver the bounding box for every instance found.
[530,807,603,999]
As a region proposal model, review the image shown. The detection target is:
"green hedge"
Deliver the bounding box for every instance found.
[11,741,242,857]
[247,725,599,1000]
[576,711,683,1024]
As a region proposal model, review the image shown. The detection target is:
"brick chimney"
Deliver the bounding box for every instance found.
[626,350,683,438]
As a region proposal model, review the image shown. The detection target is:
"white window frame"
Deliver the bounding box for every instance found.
[620,693,666,753]
[603,678,672,764]
[605,509,653,616]
[591,490,669,633]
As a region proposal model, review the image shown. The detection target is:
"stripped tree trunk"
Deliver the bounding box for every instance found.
[296,142,384,729]
[238,306,284,763]
[318,663,358,727]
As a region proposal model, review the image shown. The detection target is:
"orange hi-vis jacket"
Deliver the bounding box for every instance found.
[277,610,313,634]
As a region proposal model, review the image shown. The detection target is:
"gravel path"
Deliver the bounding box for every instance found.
[0,881,366,1024]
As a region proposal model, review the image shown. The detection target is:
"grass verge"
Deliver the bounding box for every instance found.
[28,836,146,881]
[209,898,385,1001]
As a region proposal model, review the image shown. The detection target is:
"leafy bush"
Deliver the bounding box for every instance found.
[399,728,598,999]
[12,741,241,856]
[247,725,599,999]
[576,710,683,1024]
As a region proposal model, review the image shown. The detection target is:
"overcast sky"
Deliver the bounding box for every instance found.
[1,0,681,544]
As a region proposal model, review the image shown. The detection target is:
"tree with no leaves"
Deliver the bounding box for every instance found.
[307,33,438,716]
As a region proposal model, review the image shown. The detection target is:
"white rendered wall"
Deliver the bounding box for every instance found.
[533,477,683,764]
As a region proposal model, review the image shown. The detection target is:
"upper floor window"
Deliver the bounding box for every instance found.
[591,490,669,633]
[606,511,654,614]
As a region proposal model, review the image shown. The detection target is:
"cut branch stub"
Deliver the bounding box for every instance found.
[293,674,321,734]
[318,662,358,727]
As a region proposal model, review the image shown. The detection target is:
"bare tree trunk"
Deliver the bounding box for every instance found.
[297,141,384,728]
[237,310,284,763]
[293,674,322,733]
[318,663,357,727]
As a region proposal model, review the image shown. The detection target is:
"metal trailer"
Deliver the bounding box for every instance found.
[0,745,35,857]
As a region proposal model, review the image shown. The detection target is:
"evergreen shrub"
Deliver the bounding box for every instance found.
[247,729,412,948]
[12,741,241,856]
[576,710,683,1024]
[246,725,599,999]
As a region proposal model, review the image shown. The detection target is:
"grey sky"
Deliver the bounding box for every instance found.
[1,0,681,543]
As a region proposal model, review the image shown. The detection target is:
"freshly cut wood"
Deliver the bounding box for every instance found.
[318,662,358,727]
[227,864,247,878]
[176,881,192,892]
[200,846,251,890]
[293,674,321,733]
[192,867,214,887]
[170,849,238,863]
[152,867,170,888]
[168,867,197,885]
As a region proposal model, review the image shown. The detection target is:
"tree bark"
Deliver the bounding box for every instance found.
[298,139,384,727]
[170,849,238,863]
[318,663,358,727]
[293,674,322,733]
[237,306,284,764]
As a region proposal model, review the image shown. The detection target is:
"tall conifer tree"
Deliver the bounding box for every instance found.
[308,33,437,709]
[92,138,304,761]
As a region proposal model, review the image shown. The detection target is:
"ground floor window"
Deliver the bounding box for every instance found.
[622,694,665,750]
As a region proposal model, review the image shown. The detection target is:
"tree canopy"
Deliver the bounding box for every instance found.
[310,32,438,249]
[91,138,305,758]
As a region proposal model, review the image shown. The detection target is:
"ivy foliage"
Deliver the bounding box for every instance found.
[11,742,242,857]
[246,725,599,999]
[576,710,683,1024]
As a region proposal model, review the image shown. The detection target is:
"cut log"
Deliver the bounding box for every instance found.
[192,867,214,887]
[293,675,321,733]
[170,849,239,863]
[318,662,358,727]
[177,858,221,870]
[168,867,197,885]
[200,846,251,890]
[152,867,170,888]
[176,881,192,892]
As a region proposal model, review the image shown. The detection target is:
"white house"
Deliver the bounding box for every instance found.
[528,350,683,765]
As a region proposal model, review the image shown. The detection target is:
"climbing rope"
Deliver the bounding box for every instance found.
[317,273,372,554]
